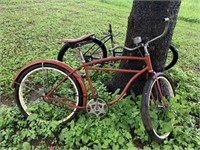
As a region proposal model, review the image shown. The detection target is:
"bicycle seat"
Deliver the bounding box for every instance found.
[63,33,94,43]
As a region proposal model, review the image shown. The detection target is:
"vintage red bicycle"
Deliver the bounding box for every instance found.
[13,18,175,143]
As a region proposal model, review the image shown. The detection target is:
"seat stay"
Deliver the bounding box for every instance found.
[63,33,95,43]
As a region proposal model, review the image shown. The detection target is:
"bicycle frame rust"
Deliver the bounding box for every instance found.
[44,54,154,109]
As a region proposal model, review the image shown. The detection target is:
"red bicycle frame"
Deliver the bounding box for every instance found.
[44,54,154,109]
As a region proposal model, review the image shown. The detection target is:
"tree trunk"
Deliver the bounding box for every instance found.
[105,0,181,96]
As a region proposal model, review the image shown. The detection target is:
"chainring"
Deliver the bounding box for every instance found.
[86,98,109,118]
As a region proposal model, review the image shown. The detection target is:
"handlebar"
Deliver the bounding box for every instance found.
[145,18,169,46]
[108,24,112,34]
[111,18,170,54]
[111,44,143,52]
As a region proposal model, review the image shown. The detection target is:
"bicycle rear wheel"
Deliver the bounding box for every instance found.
[14,63,83,123]
[141,73,175,143]
[57,38,107,64]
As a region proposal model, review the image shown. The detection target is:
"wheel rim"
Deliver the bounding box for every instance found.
[149,76,175,139]
[18,65,80,123]
[165,48,174,68]
[62,42,105,66]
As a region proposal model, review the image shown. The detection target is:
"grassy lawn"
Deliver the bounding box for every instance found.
[0,0,199,149]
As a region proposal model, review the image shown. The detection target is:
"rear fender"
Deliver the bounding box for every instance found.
[13,59,87,106]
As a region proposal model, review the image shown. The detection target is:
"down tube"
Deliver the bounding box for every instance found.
[108,66,148,105]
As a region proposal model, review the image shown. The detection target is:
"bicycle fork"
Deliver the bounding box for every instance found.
[154,74,168,108]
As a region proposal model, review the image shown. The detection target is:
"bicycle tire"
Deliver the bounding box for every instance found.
[57,38,107,62]
[165,45,178,70]
[141,73,175,143]
[14,63,83,124]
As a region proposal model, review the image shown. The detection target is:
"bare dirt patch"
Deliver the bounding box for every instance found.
[0,97,14,107]
[195,64,200,72]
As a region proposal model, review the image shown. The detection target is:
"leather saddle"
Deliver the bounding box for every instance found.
[63,33,94,43]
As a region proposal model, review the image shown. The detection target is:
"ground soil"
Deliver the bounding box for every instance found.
[0,97,14,107]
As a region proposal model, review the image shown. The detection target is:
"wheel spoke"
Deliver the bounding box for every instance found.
[142,74,175,142]
[59,39,107,66]
[42,62,46,94]
[14,63,83,123]
[15,81,43,97]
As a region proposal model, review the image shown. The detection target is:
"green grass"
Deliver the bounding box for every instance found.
[0,0,200,149]
[179,0,200,23]
[0,0,131,99]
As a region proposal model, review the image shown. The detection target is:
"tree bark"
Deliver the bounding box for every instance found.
[105,0,181,96]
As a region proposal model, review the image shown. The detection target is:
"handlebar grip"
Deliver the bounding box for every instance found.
[162,17,170,36]
[163,18,169,22]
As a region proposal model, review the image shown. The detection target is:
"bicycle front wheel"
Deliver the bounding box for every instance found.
[57,38,107,63]
[141,73,175,143]
[14,63,83,123]
[165,45,178,70]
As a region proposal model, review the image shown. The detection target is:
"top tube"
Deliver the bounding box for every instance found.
[80,55,151,105]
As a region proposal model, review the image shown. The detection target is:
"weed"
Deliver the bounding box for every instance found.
[0,0,199,149]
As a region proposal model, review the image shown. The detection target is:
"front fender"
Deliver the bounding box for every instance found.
[13,59,87,105]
